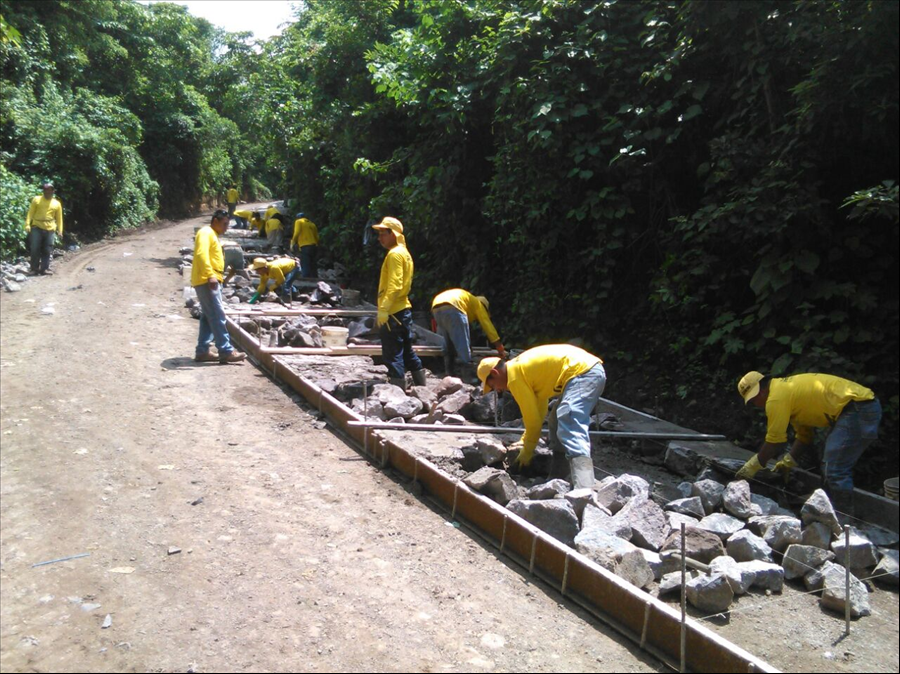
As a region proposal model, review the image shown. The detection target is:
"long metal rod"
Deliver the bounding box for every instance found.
[844,525,851,635]
[680,523,687,673]
[347,420,726,441]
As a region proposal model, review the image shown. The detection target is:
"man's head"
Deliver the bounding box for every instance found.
[738,371,770,407]
[372,216,404,249]
[250,258,269,272]
[42,182,54,198]
[478,357,508,394]
[210,209,230,235]
[295,212,305,220]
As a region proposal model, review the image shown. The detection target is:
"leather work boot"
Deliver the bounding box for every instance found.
[411,369,427,387]
[569,456,596,490]
[219,351,247,364]
[389,376,407,392]
[194,351,219,363]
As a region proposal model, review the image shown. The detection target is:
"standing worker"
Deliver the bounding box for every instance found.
[248,257,299,307]
[372,217,427,390]
[290,212,319,278]
[735,371,881,516]
[226,184,239,217]
[478,344,606,490]
[24,181,63,276]
[432,288,506,377]
[192,209,246,364]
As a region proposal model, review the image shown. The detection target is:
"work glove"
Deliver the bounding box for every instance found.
[773,454,798,482]
[376,309,389,328]
[248,292,260,304]
[735,454,764,480]
[509,440,534,468]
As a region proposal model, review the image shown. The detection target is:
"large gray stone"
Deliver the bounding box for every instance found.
[874,549,899,586]
[676,482,693,499]
[709,555,753,595]
[697,513,745,541]
[831,531,879,569]
[463,393,495,423]
[750,493,793,517]
[616,550,655,589]
[474,437,507,467]
[820,564,871,617]
[722,480,755,519]
[636,549,677,581]
[611,496,668,551]
[781,544,835,580]
[804,560,837,592]
[661,527,725,565]
[666,497,705,519]
[433,376,464,398]
[371,383,408,406]
[462,467,518,506]
[436,389,472,415]
[800,489,842,536]
[666,512,700,537]
[800,521,833,550]
[350,398,386,421]
[582,503,632,540]
[525,479,570,500]
[726,530,773,563]
[659,570,699,595]
[664,443,703,477]
[409,385,437,408]
[738,560,784,592]
[383,396,424,419]
[854,523,900,548]
[749,515,802,552]
[564,488,598,521]
[574,528,638,571]
[686,573,734,613]
[595,474,650,514]
[464,467,505,491]
[508,499,580,546]
[691,479,725,514]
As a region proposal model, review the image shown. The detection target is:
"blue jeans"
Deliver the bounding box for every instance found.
[549,364,607,459]
[280,267,300,299]
[29,227,55,273]
[299,245,318,278]
[823,398,882,491]
[195,282,234,356]
[433,305,472,363]
[379,308,423,379]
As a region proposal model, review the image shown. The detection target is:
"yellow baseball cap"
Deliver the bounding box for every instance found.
[371,216,403,234]
[737,371,765,404]
[250,258,268,271]
[478,356,501,395]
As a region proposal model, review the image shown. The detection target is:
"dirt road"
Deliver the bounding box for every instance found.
[0,213,661,673]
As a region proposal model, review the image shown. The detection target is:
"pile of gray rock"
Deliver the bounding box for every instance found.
[2,260,30,292]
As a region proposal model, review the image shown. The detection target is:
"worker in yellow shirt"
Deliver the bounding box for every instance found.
[736,371,881,516]
[233,208,253,229]
[250,211,265,235]
[226,185,239,216]
[248,257,299,306]
[372,217,426,390]
[432,288,506,377]
[478,345,606,490]
[265,213,286,253]
[192,209,246,364]
[290,213,319,277]
[24,181,64,275]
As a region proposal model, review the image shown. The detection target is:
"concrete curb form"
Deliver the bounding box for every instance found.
[226,316,779,673]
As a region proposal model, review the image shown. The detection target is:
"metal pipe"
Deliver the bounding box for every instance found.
[844,525,851,635]
[680,523,687,673]
[347,420,726,441]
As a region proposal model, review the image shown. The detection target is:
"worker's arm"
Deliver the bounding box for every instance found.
[311,222,319,245]
[472,298,501,344]
[55,201,63,236]
[509,381,545,465]
[291,220,301,249]
[736,440,786,480]
[194,229,218,285]
[270,266,286,291]
[25,198,36,231]
[377,250,406,325]
[256,272,269,295]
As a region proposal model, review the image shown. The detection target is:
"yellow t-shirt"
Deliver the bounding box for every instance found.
[291,218,319,248]
[256,258,297,294]
[765,374,875,445]
[226,188,239,204]
[234,209,252,219]
[432,288,500,344]
[507,345,603,452]
[26,196,64,234]
[265,218,283,235]
[191,225,224,286]
[377,244,414,315]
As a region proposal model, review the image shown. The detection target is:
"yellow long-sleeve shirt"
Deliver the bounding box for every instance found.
[265,218,283,235]
[291,218,319,248]
[226,188,239,204]
[25,196,64,235]
[264,206,279,220]
[377,244,414,315]
[764,373,875,445]
[256,258,297,294]
[191,225,224,286]
[507,345,603,452]
[234,209,253,219]
[250,216,265,233]
[432,288,500,344]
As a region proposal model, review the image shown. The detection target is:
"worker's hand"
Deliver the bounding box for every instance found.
[208,277,219,290]
[25,225,31,234]
[512,442,535,468]
[773,454,798,481]
[376,310,389,328]
[735,454,764,480]
[496,342,508,359]
[248,292,260,305]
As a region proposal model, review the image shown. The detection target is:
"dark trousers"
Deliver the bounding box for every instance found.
[280,267,300,299]
[379,308,423,379]
[29,228,55,273]
[227,203,236,216]
[299,245,318,278]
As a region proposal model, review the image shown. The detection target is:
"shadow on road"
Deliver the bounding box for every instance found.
[160,356,220,370]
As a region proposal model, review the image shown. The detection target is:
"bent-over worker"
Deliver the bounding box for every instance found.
[432,288,506,376]
[248,257,299,306]
[478,344,606,490]
[735,371,881,517]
